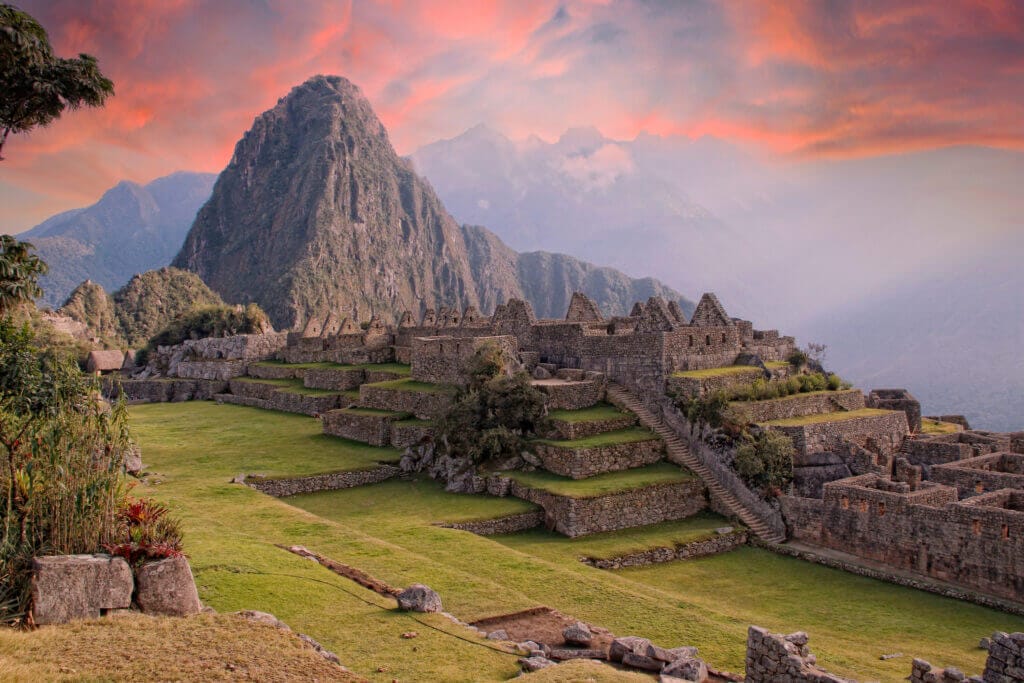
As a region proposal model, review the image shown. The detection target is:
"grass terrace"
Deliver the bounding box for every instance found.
[393,417,434,427]
[672,365,762,379]
[505,462,692,498]
[338,407,411,418]
[533,427,659,449]
[761,407,892,428]
[921,418,962,434]
[233,376,346,397]
[109,402,1024,681]
[251,360,412,375]
[363,378,457,394]
[547,404,631,423]
[732,389,835,405]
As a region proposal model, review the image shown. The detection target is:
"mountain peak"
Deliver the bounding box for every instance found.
[556,126,607,153]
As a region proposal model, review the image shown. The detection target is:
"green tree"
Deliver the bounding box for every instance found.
[0,4,114,159]
[0,235,47,313]
[733,431,795,495]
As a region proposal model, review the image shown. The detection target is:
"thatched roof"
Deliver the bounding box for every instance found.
[86,350,126,373]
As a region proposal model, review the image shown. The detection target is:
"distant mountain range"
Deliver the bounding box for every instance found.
[23,172,216,308]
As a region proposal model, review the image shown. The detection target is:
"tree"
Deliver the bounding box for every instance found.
[0,235,47,313]
[0,4,114,159]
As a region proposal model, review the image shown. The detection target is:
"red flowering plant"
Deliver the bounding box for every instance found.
[103,498,183,566]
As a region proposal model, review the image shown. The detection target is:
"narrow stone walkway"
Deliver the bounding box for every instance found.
[606,383,786,543]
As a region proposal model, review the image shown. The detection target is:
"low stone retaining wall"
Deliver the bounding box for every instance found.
[174,359,248,381]
[535,380,604,410]
[769,411,909,456]
[510,478,706,537]
[666,367,763,399]
[110,378,228,403]
[735,390,865,424]
[778,495,824,543]
[215,394,267,409]
[543,413,636,441]
[437,510,545,535]
[304,367,365,391]
[534,438,664,479]
[391,421,435,448]
[244,464,401,497]
[228,378,278,400]
[266,391,346,416]
[247,364,305,379]
[359,385,454,419]
[322,409,407,446]
[582,530,748,569]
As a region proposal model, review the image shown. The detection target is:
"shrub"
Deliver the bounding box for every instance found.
[787,349,808,368]
[103,498,183,566]
[785,376,802,395]
[808,373,828,391]
[827,373,842,390]
[678,391,731,428]
[0,317,131,623]
[733,431,795,495]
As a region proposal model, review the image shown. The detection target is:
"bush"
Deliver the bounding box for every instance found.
[436,345,547,465]
[145,303,269,351]
[827,373,842,390]
[103,498,183,566]
[678,391,731,428]
[785,376,802,395]
[732,431,795,495]
[787,349,808,368]
[0,317,132,623]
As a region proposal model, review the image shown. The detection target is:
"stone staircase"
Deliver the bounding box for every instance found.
[606,383,786,543]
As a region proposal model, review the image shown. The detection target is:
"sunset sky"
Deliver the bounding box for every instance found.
[4,0,1024,231]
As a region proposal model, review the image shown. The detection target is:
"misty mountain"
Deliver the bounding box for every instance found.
[22,172,217,308]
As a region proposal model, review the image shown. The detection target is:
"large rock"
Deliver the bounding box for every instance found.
[609,636,651,663]
[135,555,202,616]
[562,621,593,647]
[662,657,708,682]
[31,554,133,624]
[396,584,442,613]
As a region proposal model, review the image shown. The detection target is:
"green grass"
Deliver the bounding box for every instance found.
[533,427,659,449]
[672,365,763,379]
[732,389,836,407]
[761,407,892,427]
[921,418,961,434]
[363,378,456,394]
[547,404,631,423]
[393,418,433,427]
[505,462,692,498]
[765,361,789,370]
[251,361,412,376]
[126,402,1024,681]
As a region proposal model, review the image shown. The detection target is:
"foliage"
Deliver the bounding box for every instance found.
[114,268,228,347]
[732,431,795,494]
[0,316,131,623]
[724,372,847,403]
[805,342,828,368]
[787,349,808,368]
[0,4,114,159]
[103,498,183,566]
[437,344,547,464]
[145,303,269,351]
[0,235,47,314]
[677,391,731,428]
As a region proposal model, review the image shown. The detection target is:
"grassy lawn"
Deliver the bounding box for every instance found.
[505,462,692,498]
[731,389,837,407]
[921,418,962,434]
[251,361,411,375]
[547,404,631,423]
[533,427,658,450]
[761,407,892,427]
[394,417,433,427]
[122,402,1023,681]
[672,365,762,379]
[363,378,457,394]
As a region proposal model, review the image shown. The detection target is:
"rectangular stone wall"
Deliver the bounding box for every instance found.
[535,380,605,410]
[510,479,706,537]
[542,413,636,441]
[534,439,664,479]
[174,360,247,380]
[390,421,434,448]
[662,327,743,372]
[358,385,455,420]
[665,367,764,399]
[303,367,366,391]
[109,378,228,403]
[322,409,406,447]
[735,390,865,424]
[778,495,824,543]
[931,453,1024,499]
[410,335,518,385]
[771,411,909,456]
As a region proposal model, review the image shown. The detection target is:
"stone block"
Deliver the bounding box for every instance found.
[135,555,202,617]
[31,554,133,624]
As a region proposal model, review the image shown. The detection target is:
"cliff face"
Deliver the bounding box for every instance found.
[174,75,692,328]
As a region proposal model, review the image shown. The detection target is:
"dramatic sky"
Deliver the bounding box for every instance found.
[4,0,1024,232]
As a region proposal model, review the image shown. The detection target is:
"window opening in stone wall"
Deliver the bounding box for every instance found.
[841,496,849,510]
[859,500,868,513]
[721,333,726,343]
[705,335,711,346]
[972,519,981,535]
[975,480,984,493]
[1002,524,1010,540]
[877,502,885,516]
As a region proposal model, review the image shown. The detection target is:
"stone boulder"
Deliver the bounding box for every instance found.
[396,584,442,613]
[31,554,133,624]
[135,555,202,616]
[233,610,290,630]
[609,636,651,663]
[662,657,708,682]
[520,656,556,672]
[123,442,143,475]
[563,621,593,647]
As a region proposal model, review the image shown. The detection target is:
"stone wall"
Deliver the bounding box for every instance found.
[437,510,544,536]
[244,464,400,497]
[533,438,664,479]
[744,627,850,683]
[665,367,764,400]
[304,367,366,390]
[909,658,972,683]
[391,421,435,448]
[931,453,1024,499]
[779,495,824,542]
[510,478,706,537]
[247,363,305,379]
[321,409,407,446]
[582,530,748,569]
[109,378,228,403]
[983,631,1024,683]
[867,388,922,433]
[817,476,1024,602]
[769,411,909,457]
[358,384,455,419]
[734,390,866,424]
[410,335,519,385]
[143,332,287,377]
[534,378,605,410]
[174,359,248,381]
[905,431,1010,475]
[542,413,636,441]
